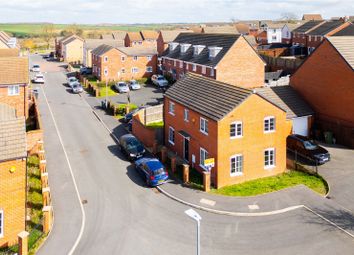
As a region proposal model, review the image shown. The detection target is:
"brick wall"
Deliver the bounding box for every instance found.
[0,158,26,247]
[0,84,28,118]
[132,116,157,148]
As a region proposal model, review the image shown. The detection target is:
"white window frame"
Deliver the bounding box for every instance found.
[0,210,3,238]
[179,61,183,68]
[264,148,276,169]
[104,56,108,62]
[146,66,153,73]
[169,102,175,115]
[202,65,206,74]
[133,56,138,61]
[131,67,139,73]
[147,55,152,61]
[199,147,208,170]
[264,116,275,133]
[230,121,243,139]
[8,85,20,96]
[192,64,197,72]
[184,109,189,122]
[104,68,108,76]
[168,126,175,145]
[210,68,214,77]
[200,117,208,135]
[121,68,125,74]
[230,154,243,176]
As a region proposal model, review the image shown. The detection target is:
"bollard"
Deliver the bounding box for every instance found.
[125,105,130,114]
[42,206,53,234]
[171,157,176,173]
[183,164,189,183]
[161,147,167,163]
[203,171,211,192]
[18,231,29,255]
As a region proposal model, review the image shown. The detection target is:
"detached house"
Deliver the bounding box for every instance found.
[161,33,265,88]
[291,36,354,148]
[92,45,157,81]
[0,56,29,118]
[164,73,288,188]
[140,30,159,47]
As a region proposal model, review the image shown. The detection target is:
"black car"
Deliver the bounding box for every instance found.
[287,134,330,164]
[119,134,145,160]
[123,106,146,123]
[80,67,92,75]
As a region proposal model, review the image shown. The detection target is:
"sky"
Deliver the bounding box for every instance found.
[0,0,353,24]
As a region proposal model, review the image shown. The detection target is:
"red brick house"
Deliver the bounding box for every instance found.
[302,14,323,21]
[292,20,325,47]
[157,30,190,56]
[0,56,29,118]
[124,32,144,47]
[161,33,265,88]
[92,44,157,81]
[291,36,354,148]
[164,73,288,188]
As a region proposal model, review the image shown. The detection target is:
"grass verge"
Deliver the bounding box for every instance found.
[210,170,328,197]
[146,121,164,128]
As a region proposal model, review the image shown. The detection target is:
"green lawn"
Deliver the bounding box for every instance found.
[146,121,164,128]
[97,86,117,98]
[210,170,328,197]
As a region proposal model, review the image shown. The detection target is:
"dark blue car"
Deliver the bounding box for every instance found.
[135,158,169,187]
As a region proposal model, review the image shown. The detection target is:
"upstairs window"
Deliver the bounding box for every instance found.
[193,45,205,56]
[133,56,138,61]
[121,56,126,62]
[147,55,152,61]
[8,85,20,96]
[146,66,153,73]
[230,121,243,138]
[180,43,191,54]
[179,61,183,68]
[0,210,3,237]
[131,67,139,73]
[169,102,175,115]
[169,42,179,51]
[200,117,208,135]
[192,64,197,72]
[184,109,189,122]
[104,56,108,62]
[208,46,223,58]
[264,116,275,133]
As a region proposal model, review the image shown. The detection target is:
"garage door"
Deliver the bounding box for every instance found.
[293,117,309,136]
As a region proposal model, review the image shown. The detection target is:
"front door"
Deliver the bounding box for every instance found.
[183,138,189,162]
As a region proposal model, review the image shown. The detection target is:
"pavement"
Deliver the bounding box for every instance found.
[31,54,354,255]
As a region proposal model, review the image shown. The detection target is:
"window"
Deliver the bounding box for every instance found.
[184,109,189,122]
[138,41,143,45]
[121,68,125,74]
[179,61,183,68]
[210,68,215,77]
[230,155,243,176]
[208,46,223,58]
[146,66,153,73]
[200,117,208,135]
[168,127,175,145]
[147,55,152,61]
[104,56,108,62]
[264,116,275,133]
[0,210,3,237]
[169,102,175,115]
[192,64,197,72]
[200,148,208,169]
[264,148,275,169]
[133,56,138,61]
[131,67,139,73]
[202,66,206,74]
[121,56,125,62]
[8,85,19,96]
[230,121,243,138]
[272,36,277,40]
[104,68,108,76]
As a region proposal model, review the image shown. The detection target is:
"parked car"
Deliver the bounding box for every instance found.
[33,73,45,83]
[70,81,81,89]
[31,64,41,72]
[151,75,168,88]
[124,106,146,123]
[72,83,83,93]
[129,80,141,90]
[49,52,54,58]
[119,134,145,160]
[67,77,78,87]
[80,67,92,75]
[115,81,130,93]
[135,157,169,187]
[287,134,330,164]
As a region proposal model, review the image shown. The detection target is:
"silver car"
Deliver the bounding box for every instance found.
[151,75,168,88]
[68,77,78,88]
[129,80,141,90]
[115,82,130,93]
[72,83,83,93]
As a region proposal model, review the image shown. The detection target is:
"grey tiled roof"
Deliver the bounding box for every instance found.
[117,46,157,56]
[333,24,354,36]
[84,39,124,50]
[162,33,241,67]
[0,104,16,121]
[327,36,354,69]
[265,70,284,81]
[91,44,114,56]
[0,117,26,162]
[255,86,314,119]
[308,20,344,36]
[164,73,253,121]
[292,21,324,33]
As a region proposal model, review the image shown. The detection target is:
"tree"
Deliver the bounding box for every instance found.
[42,24,55,50]
[21,39,35,50]
[280,12,298,23]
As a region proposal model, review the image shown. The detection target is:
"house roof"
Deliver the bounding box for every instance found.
[164,73,253,121]
[0,57,29,85]
[0,48,19,57]
[0,116,27,162]
[112,31,127,40]
[0,103,16,121]
[159,30,190,43]
[244,35,257,47]
[91,44,115,56]
[256,85,314,119]
[117,46,157,56]
[202,26,239,34]
[292,20,324,33]
[235,23,250,34]
[140,30,159,40]
[333,24,354,36]
[308,20,345,36]
[327,36,354,70]
[162,33,242,67]
[0,31,11,40]
[84,39,124,50]
[265,70,284,81]
[302,14,323,21]
[126,32,143,41]
[63,35,84,45]
[100,34,114,40]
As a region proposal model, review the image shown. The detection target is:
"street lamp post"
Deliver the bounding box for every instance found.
[105,78,108,108]
[185,208,202,255]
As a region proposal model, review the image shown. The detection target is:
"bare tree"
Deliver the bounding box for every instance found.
[42,24,55,50]
[280,12,298,23]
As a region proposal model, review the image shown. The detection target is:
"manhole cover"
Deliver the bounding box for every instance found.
[82,199,88,204]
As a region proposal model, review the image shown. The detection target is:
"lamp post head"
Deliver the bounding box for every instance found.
[185,209,202,222]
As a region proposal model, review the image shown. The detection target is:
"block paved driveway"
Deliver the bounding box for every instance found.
[30,54,354,255]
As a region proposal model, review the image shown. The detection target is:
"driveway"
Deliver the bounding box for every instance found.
[30,54,354,255]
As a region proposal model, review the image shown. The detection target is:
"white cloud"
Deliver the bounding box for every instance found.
[0,0,352,23]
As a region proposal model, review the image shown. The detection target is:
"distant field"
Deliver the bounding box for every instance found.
[0,23,173,37]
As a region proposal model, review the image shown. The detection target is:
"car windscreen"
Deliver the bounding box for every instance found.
[153,168,165,176]
[126,139,141,150]
[119,83,126,87]
[33,65,39,68]
[303,140,318,150]
[157,77,165,80]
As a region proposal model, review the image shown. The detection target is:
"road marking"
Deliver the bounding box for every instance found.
[248,204,260,210]
[40,84,86,255]
[200,198,216,206]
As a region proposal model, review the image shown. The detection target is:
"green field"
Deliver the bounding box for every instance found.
[0,23,172,37]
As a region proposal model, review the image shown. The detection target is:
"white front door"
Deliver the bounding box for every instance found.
[293,117,309,136]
